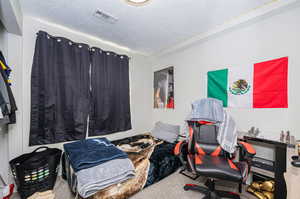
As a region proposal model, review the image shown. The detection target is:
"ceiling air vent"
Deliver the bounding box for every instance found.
[94,10,118,24]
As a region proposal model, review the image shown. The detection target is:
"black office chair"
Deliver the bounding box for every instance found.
[174,121,256,199]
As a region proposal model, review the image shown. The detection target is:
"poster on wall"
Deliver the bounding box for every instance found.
[154,67,174,109]
[207,57,288,108]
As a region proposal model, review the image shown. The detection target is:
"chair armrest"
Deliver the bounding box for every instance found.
[238,141,256,154]
[174,140,186,156]
[173,140,189,167]
[238,141,256,161]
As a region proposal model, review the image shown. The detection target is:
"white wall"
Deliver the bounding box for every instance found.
[150,5,300,139]
[0,0,23,35]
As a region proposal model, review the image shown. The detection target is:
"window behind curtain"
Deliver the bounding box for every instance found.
[88,48,132,136]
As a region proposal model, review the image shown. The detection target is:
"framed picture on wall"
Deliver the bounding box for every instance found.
[154,66,174,109]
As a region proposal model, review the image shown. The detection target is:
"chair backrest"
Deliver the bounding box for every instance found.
[188,121,224,157]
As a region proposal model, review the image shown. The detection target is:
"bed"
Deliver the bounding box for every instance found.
[62,133,182,199]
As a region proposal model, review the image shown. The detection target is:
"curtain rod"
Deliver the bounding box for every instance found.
[37,31,131,60]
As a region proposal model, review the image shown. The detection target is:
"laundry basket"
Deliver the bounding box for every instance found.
[9,147,62,199]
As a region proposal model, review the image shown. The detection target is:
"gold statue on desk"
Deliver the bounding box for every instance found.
[247,180,275,199]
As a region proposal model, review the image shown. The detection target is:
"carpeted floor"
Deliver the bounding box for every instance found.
[12,171,256,199]
[131,171,256,199]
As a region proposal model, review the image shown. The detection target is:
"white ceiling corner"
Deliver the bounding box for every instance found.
[19,0,298,56]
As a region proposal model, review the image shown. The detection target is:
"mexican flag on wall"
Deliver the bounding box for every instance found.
[207,57,288,108]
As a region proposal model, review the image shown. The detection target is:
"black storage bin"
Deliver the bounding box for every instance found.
[9,147,62,199]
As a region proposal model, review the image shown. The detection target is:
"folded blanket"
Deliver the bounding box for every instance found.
[186,98,224,123]
[76,158,135,198]
[64,138,128,172]
[91,135,156,199]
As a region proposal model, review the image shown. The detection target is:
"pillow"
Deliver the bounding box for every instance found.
[151,121,180,143]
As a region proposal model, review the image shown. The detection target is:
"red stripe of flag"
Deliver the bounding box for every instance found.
[253,57,288,108]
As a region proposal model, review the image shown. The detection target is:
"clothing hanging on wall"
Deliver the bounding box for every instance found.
[30,31,132,146]
[89,48,132,136]
[0,51,17,125]
[30,31,90,146]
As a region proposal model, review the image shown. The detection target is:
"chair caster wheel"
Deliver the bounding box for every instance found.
[292,155,299,161]
[184,184,197,191]
[183,185,190,191]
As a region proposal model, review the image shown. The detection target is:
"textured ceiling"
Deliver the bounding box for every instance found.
[19,0,272,54]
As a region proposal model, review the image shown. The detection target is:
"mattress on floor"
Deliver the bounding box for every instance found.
[62,133,182,199]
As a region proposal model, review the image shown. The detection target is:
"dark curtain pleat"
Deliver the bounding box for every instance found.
[29,31,90,146]
[89,48,131,136]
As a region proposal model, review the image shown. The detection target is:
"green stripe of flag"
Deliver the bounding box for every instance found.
[207,69,228,107]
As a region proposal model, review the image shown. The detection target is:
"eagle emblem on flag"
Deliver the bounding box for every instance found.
[229,79,250,95]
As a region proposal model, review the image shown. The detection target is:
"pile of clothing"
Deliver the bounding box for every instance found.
[247,180,275,199]
[0,51,17,125]
[185,98,237,153]
[64,138,135,198]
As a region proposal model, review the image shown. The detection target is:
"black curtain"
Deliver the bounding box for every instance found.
[89,47,132,136]
[30,31,90,146]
